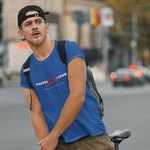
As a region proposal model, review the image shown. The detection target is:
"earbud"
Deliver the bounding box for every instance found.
[22,38,26,41]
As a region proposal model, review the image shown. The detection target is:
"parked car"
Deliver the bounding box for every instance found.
[129,65,148,83]
[136,65,150,83]
[0,68,4,87]
[90,66,106,84]
[147,67,150,82]
[110,67,144,86]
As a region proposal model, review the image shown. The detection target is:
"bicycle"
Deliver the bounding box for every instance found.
[109,129,131,150]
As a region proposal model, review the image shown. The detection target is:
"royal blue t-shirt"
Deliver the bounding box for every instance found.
[20,40,106,143]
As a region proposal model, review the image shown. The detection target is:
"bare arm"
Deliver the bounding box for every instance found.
[39,57,86,150]
[23,88,49,141]
[51,57,86,137]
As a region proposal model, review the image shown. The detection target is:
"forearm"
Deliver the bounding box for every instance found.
[30,112,49,142]
[50,58,86,139]
[50,94,85,139]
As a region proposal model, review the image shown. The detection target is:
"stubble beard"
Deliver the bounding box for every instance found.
[26,31,47,47]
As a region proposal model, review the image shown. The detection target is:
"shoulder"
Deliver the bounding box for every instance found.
[65,40,83,53]
[65,40,79,48]
[63,40,88,65]
[20,53,34,80]
[20,54,34,89]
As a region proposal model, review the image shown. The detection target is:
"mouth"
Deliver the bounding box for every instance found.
[32,32,40,37]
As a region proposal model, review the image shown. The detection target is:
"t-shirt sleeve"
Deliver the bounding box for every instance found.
[65,40,88,66]
[20,63,32,89]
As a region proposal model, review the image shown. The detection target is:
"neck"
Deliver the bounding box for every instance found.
[29,36,55,61]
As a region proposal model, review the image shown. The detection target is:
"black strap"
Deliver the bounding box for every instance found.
[24,55,31,85]
[57,40,67,66]
[23,55,32,110]
[57,40,90,88]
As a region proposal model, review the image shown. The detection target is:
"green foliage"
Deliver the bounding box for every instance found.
[105,0,150,60]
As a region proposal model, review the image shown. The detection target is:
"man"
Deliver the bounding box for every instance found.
[18,5,114,150]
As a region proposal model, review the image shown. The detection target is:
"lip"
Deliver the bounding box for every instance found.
[32,32,40,37]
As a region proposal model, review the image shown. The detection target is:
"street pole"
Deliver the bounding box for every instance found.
[131,7,138,65]
[131,5,148,66]
[101,25,109,76]
[100,7,114,76]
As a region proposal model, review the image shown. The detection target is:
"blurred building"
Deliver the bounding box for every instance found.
[0,0,105,72]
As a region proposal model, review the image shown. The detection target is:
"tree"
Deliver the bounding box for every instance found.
[105,0,150,62]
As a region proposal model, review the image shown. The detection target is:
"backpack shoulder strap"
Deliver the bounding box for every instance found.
[57,40,90,87]
[23,55,32,110]
[23,55,31,85]
[57,40,67,66]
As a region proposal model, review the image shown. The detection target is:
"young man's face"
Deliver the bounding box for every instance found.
[18,11,50,47]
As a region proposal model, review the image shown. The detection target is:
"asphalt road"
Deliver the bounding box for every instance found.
[0,80,150,150]
[98,81,150,150]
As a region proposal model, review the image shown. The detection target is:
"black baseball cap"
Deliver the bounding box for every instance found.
[18,5,49,28]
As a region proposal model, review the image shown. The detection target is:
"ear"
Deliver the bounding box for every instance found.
[18,30,25,40]
[46,23,50,33]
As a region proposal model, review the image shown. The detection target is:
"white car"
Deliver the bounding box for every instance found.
[90,66,106,84]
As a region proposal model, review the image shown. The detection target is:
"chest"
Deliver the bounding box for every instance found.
[30,52,68,91]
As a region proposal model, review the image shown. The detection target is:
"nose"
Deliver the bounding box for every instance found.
[32,22,38,30]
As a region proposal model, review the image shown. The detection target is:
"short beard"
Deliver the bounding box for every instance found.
[26,31,47,47]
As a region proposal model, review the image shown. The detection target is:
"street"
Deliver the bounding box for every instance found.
[98,81,150,150]
[0,80,150,150]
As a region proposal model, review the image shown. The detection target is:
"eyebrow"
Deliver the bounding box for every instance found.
[23,18,43,25]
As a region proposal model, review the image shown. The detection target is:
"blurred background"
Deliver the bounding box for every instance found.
[0,0,150,84]
[0,0,150,150]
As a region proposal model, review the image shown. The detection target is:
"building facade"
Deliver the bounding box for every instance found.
[2,0,105,72]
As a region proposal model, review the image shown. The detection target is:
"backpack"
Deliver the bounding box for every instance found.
[23,40,104,119]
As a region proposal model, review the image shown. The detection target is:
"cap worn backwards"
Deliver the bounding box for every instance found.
[18,5,49,28]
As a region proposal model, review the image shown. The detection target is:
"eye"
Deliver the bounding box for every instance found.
[25,23,31,26]
[37,20,42,23]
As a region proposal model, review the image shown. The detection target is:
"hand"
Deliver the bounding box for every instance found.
[38,133,58,150]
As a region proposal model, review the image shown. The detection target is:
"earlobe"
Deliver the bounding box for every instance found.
[18,30,25,40]
[46,23,50,33]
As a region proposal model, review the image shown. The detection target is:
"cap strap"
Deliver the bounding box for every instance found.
[26,13,40,19]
